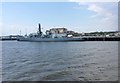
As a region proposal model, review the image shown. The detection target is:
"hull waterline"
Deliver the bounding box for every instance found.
[17,37,84,42]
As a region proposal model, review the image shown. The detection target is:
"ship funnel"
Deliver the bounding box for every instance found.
[38,23,42,35]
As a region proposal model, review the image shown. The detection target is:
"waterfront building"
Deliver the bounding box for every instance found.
[46,28,67,38]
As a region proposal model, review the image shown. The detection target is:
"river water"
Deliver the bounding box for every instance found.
[2,41,118,81]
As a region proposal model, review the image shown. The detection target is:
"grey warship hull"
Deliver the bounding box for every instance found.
[17,37,84,42]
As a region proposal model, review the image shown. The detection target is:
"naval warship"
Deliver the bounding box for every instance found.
[17,23,84,42]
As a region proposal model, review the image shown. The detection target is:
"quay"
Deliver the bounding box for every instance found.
[0,35,23,41]
[82,36,120,41]
[0,36,120,41]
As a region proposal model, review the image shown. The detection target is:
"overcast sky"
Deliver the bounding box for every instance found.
[1,0,118,36]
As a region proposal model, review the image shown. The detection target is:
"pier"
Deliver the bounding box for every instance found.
[82,36,120,41]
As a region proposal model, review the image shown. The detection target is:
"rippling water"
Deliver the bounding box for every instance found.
[2,41,118,81]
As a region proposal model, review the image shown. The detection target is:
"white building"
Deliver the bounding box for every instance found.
[46,28,68,38]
